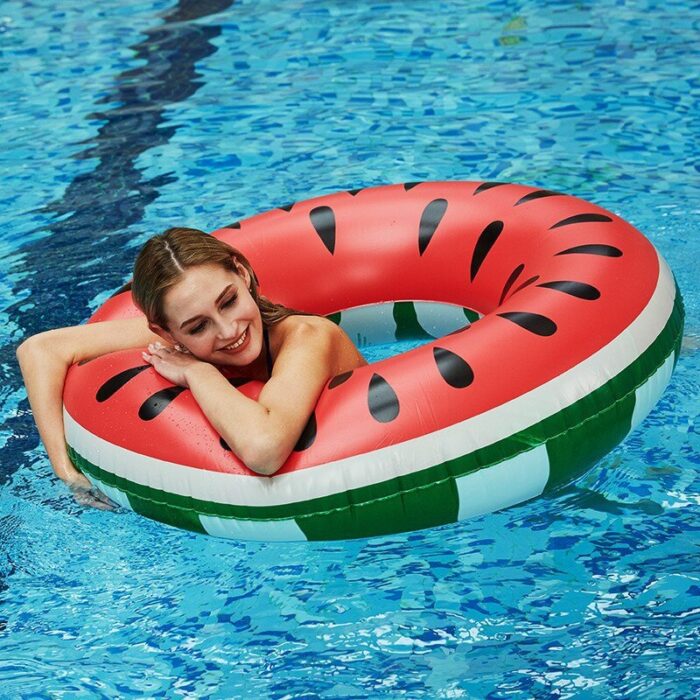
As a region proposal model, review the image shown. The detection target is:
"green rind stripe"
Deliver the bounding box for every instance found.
[127,489,209,534]
[69,288,684,539]
[298,469,460,540]
[393,301,434,341]
[463,307,480,323]
[68,447,209,534]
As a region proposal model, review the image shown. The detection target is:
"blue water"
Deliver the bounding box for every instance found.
[1,0,698,697]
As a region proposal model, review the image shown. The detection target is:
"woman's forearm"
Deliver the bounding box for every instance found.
[143,324,335,477]
[184,362,285,475]
[17,317,160,482]
[16,334,82,482]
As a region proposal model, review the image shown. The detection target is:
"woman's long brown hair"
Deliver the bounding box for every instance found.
[131,227,307,330]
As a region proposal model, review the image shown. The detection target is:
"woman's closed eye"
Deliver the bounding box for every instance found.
[187,294,238,335]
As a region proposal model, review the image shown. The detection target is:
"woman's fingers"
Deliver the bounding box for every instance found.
[88,490,118,511]
[147,342,171,354]
[143,342,173,364]
[142,342,198,388]
[69,481,118,511]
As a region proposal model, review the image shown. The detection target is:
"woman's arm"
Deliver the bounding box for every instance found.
[143,321,336,475]
[16,316,161,505]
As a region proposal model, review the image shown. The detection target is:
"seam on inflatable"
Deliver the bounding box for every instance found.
[69,285,684,525]
[72,326,681,525]
[294,337,682,522]
[67,263,679,511]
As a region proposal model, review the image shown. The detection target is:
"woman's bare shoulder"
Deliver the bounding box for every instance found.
[273,315,367,372]
[276,314,338,332]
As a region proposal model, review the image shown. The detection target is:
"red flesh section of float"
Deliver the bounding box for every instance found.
[64,182,659,475]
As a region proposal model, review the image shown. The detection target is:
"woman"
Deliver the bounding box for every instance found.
[16,227,367,509]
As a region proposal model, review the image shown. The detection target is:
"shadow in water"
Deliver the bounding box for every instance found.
[3,0,235,484]
[549,484,664,517]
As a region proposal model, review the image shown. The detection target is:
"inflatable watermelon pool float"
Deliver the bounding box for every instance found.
[63,181,684,541]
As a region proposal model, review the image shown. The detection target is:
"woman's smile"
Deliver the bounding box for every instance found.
[219,327,249,353]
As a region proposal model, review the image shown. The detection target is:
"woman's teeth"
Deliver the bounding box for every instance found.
[223,330,247,351]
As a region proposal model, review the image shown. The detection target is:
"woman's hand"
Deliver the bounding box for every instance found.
[66,471,117,511]
[142,342,205,387]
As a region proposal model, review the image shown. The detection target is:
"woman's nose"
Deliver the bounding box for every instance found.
[215,311,238,339]
[214,315,231,339]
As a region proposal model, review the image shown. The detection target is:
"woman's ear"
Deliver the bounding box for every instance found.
[234,259,253,290]
[148,321,175,344]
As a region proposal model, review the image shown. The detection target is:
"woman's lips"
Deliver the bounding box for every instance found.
[220,328,249,353]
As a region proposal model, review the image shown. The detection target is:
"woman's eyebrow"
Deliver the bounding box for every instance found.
[180,284,234,328]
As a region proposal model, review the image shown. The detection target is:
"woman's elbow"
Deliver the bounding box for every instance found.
[240,436,288,476]
[17,329,75,368]
[16,333,49,367]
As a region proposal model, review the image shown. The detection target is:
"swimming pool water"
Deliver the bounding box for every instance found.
[1,0,698,697]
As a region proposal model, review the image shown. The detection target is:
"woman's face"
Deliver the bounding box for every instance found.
[157,262,264,366]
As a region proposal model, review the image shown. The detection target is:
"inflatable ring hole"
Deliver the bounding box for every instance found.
[325,300,480,358]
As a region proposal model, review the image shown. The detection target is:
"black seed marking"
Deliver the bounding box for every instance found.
[329,371,352,389]
[498,312,557,336]
[418,199,448,255]
[537,280,601,300]
[227,377,251,388]
[96,365,150,402]
[515,189,561,206]
[433,347,474,389]
[511,275,540,295]
[279,203,294,213]
[220,436,231,451]
[138,386,186,421]
[555,244,622,257]
[470,220,504,282]
[310,205,336,254]
[224,221,241,229]
[347,188,363,196]
[549,213,613,229]
[474,182,507,195]
[109,280,133,298]
[368,373,400,423]
[499,263,525,305]
[293,412,317,451]
[403,182,421,191]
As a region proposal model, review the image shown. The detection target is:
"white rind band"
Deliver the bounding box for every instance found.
[456,444,550,521]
